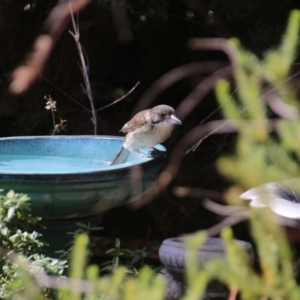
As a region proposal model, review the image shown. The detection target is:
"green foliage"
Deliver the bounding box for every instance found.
[182,232,209,300]
[101,237,153,275]
[216,10,300,189]
[0,190,40,235]
[30,234,165,300]
[56,222,103,260]
[3,213,298,299]
[0,190,68,299]
[159,8,300,299]
[0,189,156,299]
[182,207,300,299]
[0,190,43,257]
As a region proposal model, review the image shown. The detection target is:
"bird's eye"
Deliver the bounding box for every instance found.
[160,113,166,118]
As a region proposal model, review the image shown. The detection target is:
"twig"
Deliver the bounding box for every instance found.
[96,81,140,112]
[133,61,229,115]
[206,211,250,237]
[202,198,246,216]
[41,75,92,113]
[201,199,250,236]
[68,1,98,134]
[187,38,238,67]
[10,0,90,94]
[129,119,278,209]
[228,287,238,300]
[42,72,140,114]
[176,65,232,122]
[187,118,230,153]
[0,246,93,293]
[263,87,299,120]
[35,275,92,292]
[111,0,133,43]
[204,198,298,228]
[173,187,223,200]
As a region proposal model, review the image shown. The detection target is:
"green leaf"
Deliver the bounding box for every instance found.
[115,238,121,248]
[131,254,141,265]
[105,248,117,254]
[7,207,15,220]
[55,250,65,254]
[7,190,15,198]
[122,249,135,254]
[75,222,88,229]
[90,226,103,231]
[112,256,119,267]
[1,226,8,236]
[100,261,112,266]
[101,265,113,271]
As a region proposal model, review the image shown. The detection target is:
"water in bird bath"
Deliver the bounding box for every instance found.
[0,154,110,174]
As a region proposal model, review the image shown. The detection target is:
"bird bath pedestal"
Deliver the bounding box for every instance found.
[159,237,254,299]
[0,135,166,254]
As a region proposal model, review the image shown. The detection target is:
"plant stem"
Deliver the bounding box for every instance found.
[69,1,98,134]
[51,109,56,134]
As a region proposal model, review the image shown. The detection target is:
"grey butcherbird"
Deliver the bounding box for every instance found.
[110,105,181,165]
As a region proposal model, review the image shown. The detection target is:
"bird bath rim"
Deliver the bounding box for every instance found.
[0,135,166,181]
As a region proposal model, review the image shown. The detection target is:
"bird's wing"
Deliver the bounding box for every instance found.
[120,121,135,133]
[120,110,149,133]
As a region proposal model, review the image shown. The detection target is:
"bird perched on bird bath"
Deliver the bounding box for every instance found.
[110,105,181,165]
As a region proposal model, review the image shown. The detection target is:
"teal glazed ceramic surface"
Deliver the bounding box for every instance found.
[0,136,166,220]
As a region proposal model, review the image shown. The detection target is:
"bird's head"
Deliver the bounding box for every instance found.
[151,105,182,126]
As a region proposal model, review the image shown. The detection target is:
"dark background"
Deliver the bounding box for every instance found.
[1,0,300,254]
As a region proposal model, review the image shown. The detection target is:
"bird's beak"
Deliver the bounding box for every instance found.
[170,114,182,125]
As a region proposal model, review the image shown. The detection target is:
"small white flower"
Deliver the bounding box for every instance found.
[45,99,57,111]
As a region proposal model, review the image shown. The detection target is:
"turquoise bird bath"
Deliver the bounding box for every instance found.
[0,135,166,219]
[0,136,166,253]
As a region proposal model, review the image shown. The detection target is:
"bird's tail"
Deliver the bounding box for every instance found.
[110,147,130,165]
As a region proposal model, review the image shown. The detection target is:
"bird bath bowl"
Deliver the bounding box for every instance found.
[0,135,166,220]
[0,136,166,253]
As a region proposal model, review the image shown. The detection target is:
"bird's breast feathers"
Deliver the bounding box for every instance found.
[124,121,174,151]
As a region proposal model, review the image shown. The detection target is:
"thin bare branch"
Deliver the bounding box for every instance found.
[202,198,246,216]
[41,75,92,113]
[111,0,133,43]
[176,65,232,122]
[46,0,89,40]
[1,247,93,292]
[69,0,98,134]
[35,275,92,292]
[206,211,250,237]
[264,88,299,120]
[187,118,230,153]
[173,187,223,200]
[204,198,298,228]
[96,81,140,112]
[129,119,278,209]
[133,61,229,114]
[10,0,90,94]
[188,38,238,67]
[228,287,238,300]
